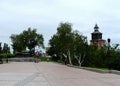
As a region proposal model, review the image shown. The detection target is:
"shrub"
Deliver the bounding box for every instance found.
[110,57,120,70]
[0,53,15,58]
[40,57,52,62]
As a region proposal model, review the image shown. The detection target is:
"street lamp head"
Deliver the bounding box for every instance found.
[107,38,111,43]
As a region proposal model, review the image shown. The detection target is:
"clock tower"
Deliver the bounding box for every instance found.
[90,24,105,48]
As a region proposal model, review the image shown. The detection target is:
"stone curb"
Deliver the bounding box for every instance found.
[67,64,120,75]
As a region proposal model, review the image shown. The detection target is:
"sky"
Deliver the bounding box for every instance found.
[0,0,120,51]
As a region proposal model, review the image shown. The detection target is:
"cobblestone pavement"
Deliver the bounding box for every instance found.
[0,62,50,86]
[0,62,120,86]
[0,73,50,86]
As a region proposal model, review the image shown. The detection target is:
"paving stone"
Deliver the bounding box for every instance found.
[33,77,47,82]
[0,81,18,86]
[0,73,50,86]
[25,82,50,86]
[0,62,120,86]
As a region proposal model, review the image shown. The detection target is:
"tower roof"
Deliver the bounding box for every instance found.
[95,23,99,28]
[92,24,102,34]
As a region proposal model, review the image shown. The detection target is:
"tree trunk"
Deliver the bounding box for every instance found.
[78,60,81,67]
[68,49,72,65]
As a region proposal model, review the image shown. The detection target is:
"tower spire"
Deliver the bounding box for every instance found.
[94,24,99,32]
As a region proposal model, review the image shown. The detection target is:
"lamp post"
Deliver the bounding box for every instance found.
[107,38,111,72]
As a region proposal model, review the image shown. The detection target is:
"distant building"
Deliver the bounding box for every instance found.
[90,24,105,48]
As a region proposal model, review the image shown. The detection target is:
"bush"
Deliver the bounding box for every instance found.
[0,53,15,58]
[40,57,52,62]
[72,58,79,66]
[51,55,60,62]
[0,54,7,58]
[110,57,120,70]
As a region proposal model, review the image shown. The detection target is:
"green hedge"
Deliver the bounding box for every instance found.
[0,53,15,58]
[40,57,53,62]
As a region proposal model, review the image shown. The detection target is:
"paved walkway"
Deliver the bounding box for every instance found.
[0,62,120,86]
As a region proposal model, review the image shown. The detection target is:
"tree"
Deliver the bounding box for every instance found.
[2,43,9,53]
[48,22,88,65]
[22,28,44,54]
[10,28,44,55]
[10,34,26,53]
[0,42,2,54]
[108,44,120,70]
[56,22,74,64]
[48,22,74,64]
[73,30,88,66]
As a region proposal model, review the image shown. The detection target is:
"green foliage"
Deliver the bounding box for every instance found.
[109,46,120,70]
[0,42,2,53]
[0,54,7,58]
[47,22,88,65]
[40,57,52,62]
[10,28,44,55]
[0,42,11,54]
[83,43,120,71]
[47,22,74,64]
[2,43,10,53]
[83,45,107,68]
[0,53,15,58]
[72,58,79,66]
